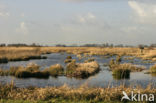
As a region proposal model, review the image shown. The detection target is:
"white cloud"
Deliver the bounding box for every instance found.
[0,4,10,17]
[77,12,96,23]
[128,1,146,17]
[128,0,156,24]
[0,12,10,16]
[20,13,25,17]
[16,22,29,35]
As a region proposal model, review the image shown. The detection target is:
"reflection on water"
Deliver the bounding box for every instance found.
[0,53,156,88]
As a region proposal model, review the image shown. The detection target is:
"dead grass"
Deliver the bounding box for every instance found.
[149,64,156,73]
[66,61,100,78]
[0,47,47,63]
[0,63,62,78]
[1,47,156,63]
[0,83,155,102]
[110,63,145,72]
[44,64,64,77]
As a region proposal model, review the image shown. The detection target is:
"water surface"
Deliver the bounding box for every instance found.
[0,53,155,88]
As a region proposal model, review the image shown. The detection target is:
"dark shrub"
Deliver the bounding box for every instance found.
[0,58,8,63]
[66,56,72,59]
[15,70,32,78]
[112,68,130,80]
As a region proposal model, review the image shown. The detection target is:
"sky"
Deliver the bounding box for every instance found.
[0,0,156,45]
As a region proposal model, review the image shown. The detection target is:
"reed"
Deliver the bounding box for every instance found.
[0,63,49,78]
[44,64,64,77]
[112,68,130,80]
[150,64,156,73]
[66,61,100,78]
[0,83,155,102]
[1,47,156,63]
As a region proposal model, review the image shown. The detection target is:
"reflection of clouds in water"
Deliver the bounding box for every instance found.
[0,53,156,88]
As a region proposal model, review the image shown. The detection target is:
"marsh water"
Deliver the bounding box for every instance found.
[0,53,156,88]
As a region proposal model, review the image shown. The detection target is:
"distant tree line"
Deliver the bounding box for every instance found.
[1,43,156,48]
[56,43,133,47]
[0,43,42,47]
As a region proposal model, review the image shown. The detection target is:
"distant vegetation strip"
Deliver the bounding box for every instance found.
[1,46,156,63]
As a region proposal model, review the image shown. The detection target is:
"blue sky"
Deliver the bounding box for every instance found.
[0,0,156,45]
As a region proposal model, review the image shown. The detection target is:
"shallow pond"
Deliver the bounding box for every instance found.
[0,53,156,88]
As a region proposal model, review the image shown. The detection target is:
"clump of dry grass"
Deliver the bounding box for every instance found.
[112,68,130,80]
[110,63,145,72]
[14,63,49,78]
[64,59,73,63]
[149,64,156,73]
[66,61,100,78]
[64,56,75,63]
[84,58,95,63]
[44,64,64,77]
[0,83,155,102]
[0,63,49,78]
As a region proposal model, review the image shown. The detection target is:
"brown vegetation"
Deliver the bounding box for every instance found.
[0,83,155,102]
[149,64,156,73]
[1,47,156,63]
[110,63,145,72]
[44,64,64,77]
[0,63,64,78]
[66,61,100,78]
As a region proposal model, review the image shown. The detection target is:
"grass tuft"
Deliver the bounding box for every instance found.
[44,64,64,77]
